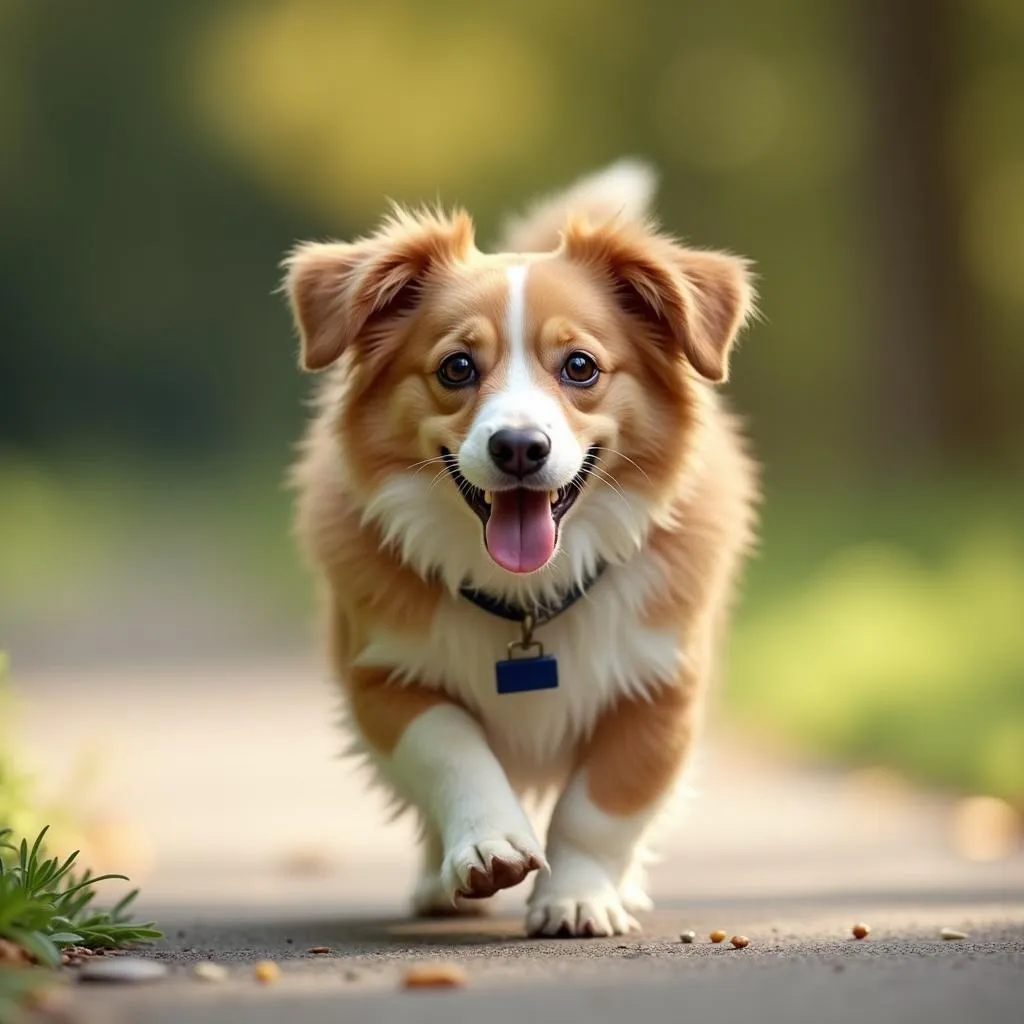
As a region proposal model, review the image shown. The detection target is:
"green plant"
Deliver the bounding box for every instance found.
[0,827,161,969]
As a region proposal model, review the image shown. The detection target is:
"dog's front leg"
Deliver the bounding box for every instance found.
[350,668,546,911]
[527,675,699,937]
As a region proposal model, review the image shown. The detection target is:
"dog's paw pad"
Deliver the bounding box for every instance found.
[526,894,640,938]
[442,836,546,901]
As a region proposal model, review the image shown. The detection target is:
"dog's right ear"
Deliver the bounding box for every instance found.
[562,217,755,383]
[282,208,475,372]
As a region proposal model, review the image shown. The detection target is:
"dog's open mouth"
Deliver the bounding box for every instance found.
[441,447,598,574]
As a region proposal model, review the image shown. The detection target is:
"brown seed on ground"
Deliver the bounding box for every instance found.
[308,946,332,954]
[66,946,95,958]
[403,963,469,989]
[254,961,280,984]
[709,930,727,943]
[731,936,750,949]
[852,923,870,940]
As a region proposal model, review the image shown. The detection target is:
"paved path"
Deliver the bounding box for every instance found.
[12,659,1024,1023]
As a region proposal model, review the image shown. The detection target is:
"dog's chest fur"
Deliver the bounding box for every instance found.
[354,538,683,786]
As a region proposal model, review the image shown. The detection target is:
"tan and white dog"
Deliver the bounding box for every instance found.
[283,160,758,937]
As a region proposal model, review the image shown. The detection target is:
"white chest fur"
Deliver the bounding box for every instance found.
[354,543,683,784]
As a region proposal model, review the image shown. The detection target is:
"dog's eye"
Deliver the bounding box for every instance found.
[561,351,600,387]
[437,353,478,388]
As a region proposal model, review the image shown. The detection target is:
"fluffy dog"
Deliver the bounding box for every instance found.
[283,159,758,936]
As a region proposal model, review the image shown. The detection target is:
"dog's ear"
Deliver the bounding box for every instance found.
[282,208,475,372]
[674,247,756,382]
[562,219,754,382]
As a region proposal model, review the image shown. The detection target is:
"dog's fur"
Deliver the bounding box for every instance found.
[283,160,758,937]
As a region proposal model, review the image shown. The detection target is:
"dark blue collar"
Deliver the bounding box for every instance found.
[459,561,608,625]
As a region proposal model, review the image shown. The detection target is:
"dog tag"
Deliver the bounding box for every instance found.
[496,614,558,694]
[496,645,559,694]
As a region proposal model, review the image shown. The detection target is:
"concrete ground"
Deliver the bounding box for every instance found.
[12,658,1024,1023]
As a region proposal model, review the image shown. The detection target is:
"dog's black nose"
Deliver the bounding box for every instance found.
[488,428,551,477]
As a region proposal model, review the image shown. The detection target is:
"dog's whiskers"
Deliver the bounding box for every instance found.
[407,456,447,476]
[427,468,451,492]
[592,446,652,485]
[585,464,629,504]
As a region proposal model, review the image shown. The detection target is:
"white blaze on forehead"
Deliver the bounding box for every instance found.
[504,263,531,389]
[455,260,584,489]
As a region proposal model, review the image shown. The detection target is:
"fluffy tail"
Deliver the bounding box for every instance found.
[497,157,658,253]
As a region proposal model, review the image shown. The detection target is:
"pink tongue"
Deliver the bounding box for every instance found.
[484,490,557,573]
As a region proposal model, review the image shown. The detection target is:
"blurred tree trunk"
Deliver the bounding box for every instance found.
[853,0,1000,469]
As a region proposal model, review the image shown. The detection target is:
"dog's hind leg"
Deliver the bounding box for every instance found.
[527,674,699,937]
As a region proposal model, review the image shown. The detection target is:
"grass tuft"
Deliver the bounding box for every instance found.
[0,826,162,969]
[1,654,161,999]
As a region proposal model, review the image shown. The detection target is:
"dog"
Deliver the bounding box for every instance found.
[282,159,758,937]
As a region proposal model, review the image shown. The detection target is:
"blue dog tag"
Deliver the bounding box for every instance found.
[495,614,559,695]
[496,651,559,694]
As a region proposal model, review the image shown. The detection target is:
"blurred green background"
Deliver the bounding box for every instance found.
[1,0,1021,809]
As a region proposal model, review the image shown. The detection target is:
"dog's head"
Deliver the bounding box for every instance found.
[284,206,753,583]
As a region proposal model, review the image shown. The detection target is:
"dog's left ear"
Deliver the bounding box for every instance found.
[673,247,756,382]
[282,208,475,372]
[563,220,755,382]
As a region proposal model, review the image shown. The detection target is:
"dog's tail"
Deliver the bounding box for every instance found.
[496,157,658,253]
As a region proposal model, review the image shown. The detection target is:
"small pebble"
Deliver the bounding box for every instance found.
[852,922,870,940]
[709,930,727,943]
[730,935,750,949]
[193,962,228,983]
[308,946,332,954]
[679,931,696,943]
[940,927,968,940]
[254,960,280,984]
[403,963,468,989]
[78,958,168,984]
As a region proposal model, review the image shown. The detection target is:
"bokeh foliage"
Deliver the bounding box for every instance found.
[2,0,1021,474]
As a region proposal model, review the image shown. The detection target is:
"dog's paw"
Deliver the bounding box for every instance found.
[526,888,641,937]
[441,834,547,901]
[527,849,642,937]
